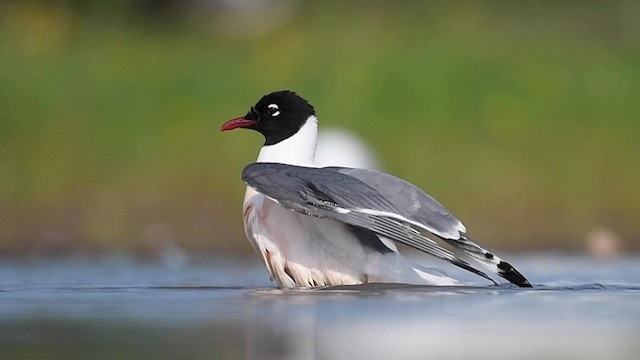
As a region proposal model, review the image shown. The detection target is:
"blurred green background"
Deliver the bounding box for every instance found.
[1,0,639,256]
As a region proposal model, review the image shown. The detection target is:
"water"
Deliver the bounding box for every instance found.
[1,254,639,359]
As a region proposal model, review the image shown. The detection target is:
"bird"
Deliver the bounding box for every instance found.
[221,90,532,288]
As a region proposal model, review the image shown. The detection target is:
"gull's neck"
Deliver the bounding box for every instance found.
[256,116,318,167]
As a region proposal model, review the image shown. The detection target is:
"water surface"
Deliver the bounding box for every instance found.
[1,254,639,359]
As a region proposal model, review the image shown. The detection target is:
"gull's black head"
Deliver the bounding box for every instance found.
[221,90,315,145]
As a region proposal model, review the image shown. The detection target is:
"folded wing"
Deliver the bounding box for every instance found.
[242,162,531,287]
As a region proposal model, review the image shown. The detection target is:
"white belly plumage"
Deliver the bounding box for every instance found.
[243,188,460,288]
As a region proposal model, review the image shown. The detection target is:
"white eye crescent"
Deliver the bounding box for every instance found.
[267,104,280,116]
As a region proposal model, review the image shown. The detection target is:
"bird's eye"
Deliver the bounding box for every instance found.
[267,104,280,117]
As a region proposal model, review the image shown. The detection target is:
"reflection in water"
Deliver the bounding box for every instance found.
[244,286,640,360]
[246,296,317,360]
[1,255,639,359]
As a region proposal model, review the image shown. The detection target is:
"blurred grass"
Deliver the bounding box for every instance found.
[1,0,639,254]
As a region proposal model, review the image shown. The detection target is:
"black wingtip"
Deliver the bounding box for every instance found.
[497,261,532,287]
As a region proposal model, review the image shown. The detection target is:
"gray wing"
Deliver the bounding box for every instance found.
[242,163,532,287]
[333,167,466,239]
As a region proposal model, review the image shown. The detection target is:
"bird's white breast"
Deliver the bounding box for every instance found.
[243,188,365,287]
